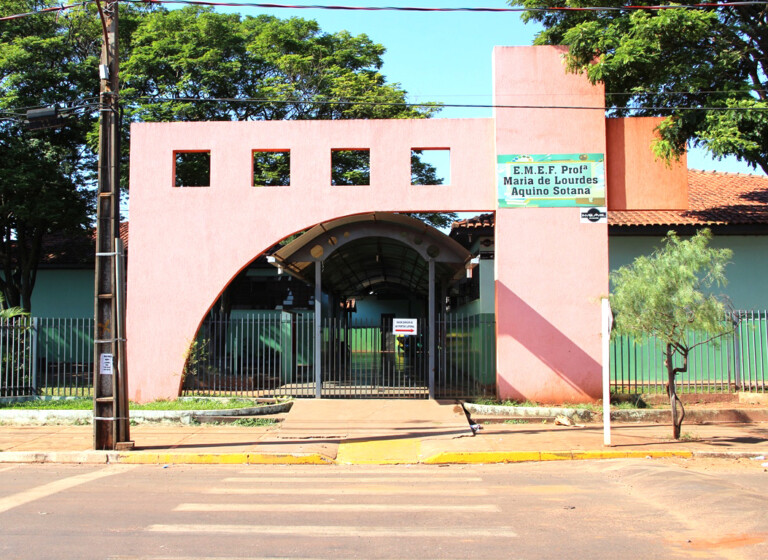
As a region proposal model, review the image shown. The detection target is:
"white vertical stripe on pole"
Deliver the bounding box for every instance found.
[602,297,613,446]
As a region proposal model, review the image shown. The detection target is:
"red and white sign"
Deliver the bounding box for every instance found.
[393,318,418,336]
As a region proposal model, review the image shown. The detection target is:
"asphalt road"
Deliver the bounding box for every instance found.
[0,458,766,560]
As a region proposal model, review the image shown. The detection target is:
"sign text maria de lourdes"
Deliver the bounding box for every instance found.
[497,153,605,208]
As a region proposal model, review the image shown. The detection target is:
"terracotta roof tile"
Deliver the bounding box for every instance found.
[450,170,768,231]
[450,212,495,232]
[609,170,768,226]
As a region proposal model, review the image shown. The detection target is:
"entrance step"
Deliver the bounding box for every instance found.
[275,399,474,441]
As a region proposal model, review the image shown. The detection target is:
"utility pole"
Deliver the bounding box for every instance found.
[93,0,132,450]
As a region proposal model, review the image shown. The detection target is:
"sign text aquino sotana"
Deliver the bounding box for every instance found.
[497,154,605,208]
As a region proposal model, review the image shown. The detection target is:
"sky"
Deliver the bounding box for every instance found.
[213,0,765,177]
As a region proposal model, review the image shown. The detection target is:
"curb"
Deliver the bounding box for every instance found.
[422,450,694,464]
[0,401,293,426]
[0,448,723,465]
[463,403,768,424]
[0,450,333,465]
[463,403,593,422]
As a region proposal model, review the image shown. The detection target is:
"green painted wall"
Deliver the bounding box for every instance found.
[26,233,767,320]
[29,269,94,318]
[610,235,768,310]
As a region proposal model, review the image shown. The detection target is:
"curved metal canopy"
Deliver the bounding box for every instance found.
[270,213,472,297]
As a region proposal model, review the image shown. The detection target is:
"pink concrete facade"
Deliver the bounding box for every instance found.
[127,46,686,403]
[127,118,495,402]
[493,47,608,402]
[606,117,688,210]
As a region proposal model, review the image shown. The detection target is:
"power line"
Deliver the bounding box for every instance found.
[3,1,768,22]
[3,96,764,116]
[128,95,768,112]
[127,1,768,12]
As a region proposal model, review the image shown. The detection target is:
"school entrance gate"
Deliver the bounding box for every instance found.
[183,314,496,399]
[182,213,496,399]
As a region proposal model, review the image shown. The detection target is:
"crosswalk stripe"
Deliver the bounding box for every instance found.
[223,476,483,484]
[148,524,518,538]
[205,486,488,496]
[109,555,448,560]
[0,465,136,514]
[236,468,471,475]
[174,502,501,513]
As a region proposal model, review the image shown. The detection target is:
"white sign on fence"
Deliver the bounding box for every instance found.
[393,318,418,336]
[100,353,114,375]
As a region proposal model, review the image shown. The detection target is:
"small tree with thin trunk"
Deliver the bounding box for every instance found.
[610,229,732,439]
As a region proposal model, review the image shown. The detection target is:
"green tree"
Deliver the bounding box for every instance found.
[0,1,97,311]
[610,229,732,439]
[1,3,447,311]
[510,1,768,174]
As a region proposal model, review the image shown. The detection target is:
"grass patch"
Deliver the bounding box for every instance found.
[227,418,277,427]
[0,398,93,410]
[133,398,268,411]
[0,397,282,411]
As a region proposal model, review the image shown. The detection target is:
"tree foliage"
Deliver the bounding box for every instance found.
[0,1,97,310]
[0,2,447,311]
[510,1,768,174]
[610,229,732,438]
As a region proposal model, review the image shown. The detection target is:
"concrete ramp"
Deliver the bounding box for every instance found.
[277,399,473,441]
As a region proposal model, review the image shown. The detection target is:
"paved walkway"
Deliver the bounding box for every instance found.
[1,400,767,465]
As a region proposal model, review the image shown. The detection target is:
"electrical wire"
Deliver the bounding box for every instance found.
[127,1,768,13]
[3,1,768,22]
[3,96,764,117]
[128,95,768,112]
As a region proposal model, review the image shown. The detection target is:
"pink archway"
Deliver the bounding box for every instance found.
[127,46,685,403]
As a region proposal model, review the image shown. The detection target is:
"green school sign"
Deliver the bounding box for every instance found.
[497,154,605,208]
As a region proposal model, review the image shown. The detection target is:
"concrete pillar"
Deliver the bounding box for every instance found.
[493,46,609,403]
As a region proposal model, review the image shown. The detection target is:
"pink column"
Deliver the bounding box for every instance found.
[493,46,609,403]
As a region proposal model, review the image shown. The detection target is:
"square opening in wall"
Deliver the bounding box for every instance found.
[253,150,290,187]
[411,148,450,185]
[332,149,370,186]
[174,151,210,187]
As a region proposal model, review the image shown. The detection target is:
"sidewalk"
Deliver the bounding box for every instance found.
[1,400,766,465]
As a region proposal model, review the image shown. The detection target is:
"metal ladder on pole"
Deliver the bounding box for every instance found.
[93,0,132,450]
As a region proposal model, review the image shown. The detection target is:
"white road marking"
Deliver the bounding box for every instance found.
[0,466,136,514]
[223,476,483,484]
[109,556,448,560]
[148,523,517,538]
[206,486,488,496]
[0,466,17,474]
[175,502,501,513]
[236,468,471,475]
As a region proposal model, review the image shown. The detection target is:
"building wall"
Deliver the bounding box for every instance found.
[610,235,768,310]
[125,45,692,403]
[29,269,93,318]
[127,118,497,402]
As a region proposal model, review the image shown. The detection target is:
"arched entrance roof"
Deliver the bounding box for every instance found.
[269,212,473,296]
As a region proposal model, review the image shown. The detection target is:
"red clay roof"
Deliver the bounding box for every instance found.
[450,212,495,232]
[40,222,129,266]
[450,170,768,231]
[610,170,768,227]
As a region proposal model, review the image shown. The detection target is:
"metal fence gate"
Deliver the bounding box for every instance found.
[181,313,496,399]
[321,317,429,398]
[611,310,768,394]
[1,318,95,398]
[4,312,767,400]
